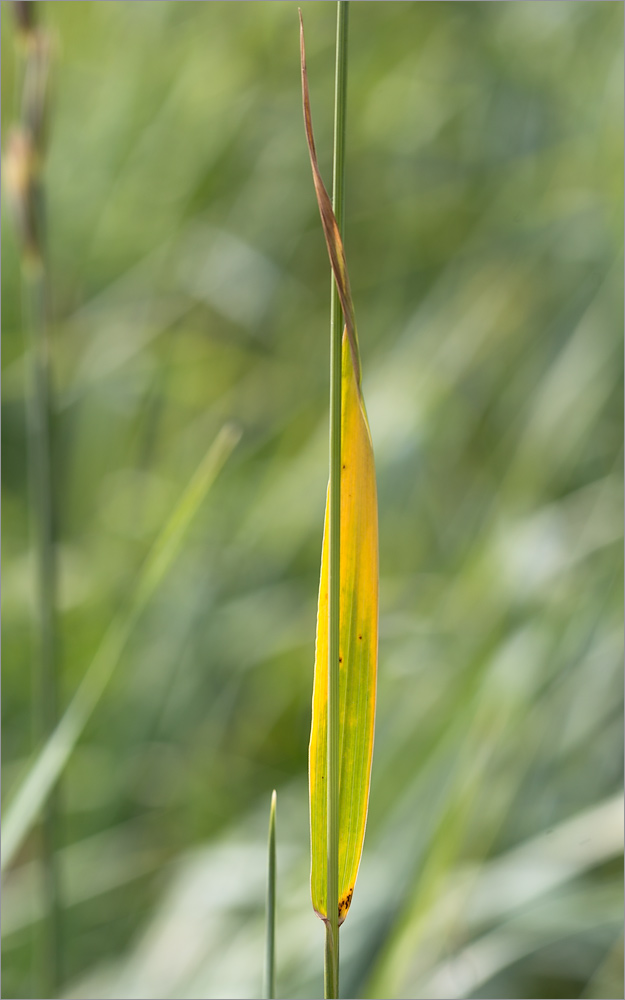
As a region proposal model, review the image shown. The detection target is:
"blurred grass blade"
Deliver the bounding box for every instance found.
[7,3,61,992]
[2,424,240,873]
[301,13,379,927]
[310,334,378,925]
[264,789,277,1000]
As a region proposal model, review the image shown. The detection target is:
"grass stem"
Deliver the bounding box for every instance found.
[10,4,62,993]
[24,256,63,998]
[326,2,349,997]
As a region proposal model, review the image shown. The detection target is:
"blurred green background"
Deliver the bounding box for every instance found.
[2,2,623,998]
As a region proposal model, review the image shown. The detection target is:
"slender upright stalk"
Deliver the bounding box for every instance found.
[24,252,62,1000]
[8,4,61,995]
[325,3,349,998]
[264,790,277,1000]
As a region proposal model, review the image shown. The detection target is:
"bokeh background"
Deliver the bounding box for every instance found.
[2,2,623,998]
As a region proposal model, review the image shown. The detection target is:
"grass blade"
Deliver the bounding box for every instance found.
[300,4,379,935]
[264,790,277,1000]
[2,424,241,873]
[310,335,379,927]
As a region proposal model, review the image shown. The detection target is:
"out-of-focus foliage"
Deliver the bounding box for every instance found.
[1,2,622,999]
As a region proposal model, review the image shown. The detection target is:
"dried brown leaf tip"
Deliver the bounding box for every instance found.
[299,10,361,388]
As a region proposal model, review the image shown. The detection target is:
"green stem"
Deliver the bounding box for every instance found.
[324,920,339,1000]
[326,3,348,998]
[24,256,62,999]
[264,790,277,1000]
[11,6,61,992]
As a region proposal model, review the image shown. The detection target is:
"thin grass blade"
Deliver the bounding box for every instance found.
[264,789,277,1000]
[2,424,241,872]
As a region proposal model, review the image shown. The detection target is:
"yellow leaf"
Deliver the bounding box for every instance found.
[309,331,379,925]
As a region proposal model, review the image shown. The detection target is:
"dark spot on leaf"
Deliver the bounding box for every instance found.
[338,887,354,918]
